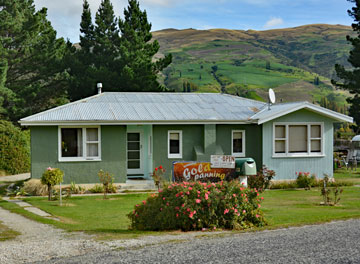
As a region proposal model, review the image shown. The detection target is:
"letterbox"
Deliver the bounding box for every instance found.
[235,158,257,176]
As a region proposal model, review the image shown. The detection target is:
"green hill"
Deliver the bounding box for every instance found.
[153,24,354,111]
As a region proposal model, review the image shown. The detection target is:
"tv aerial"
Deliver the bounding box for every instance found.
[268,88,276,110]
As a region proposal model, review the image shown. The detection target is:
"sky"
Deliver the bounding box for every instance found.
[33,0,355,43]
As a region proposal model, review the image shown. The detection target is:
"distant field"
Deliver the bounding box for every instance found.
[155,24,353,107]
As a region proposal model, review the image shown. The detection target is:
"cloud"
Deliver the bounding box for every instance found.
[141,0,175,7]
[264,17,284,29]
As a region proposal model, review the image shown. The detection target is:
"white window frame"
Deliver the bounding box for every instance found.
[58,126,101,162]
[272,122,324,158]
[168,130,182,159]
[231,130,246,157]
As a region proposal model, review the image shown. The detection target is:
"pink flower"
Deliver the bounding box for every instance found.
[189,212,194,218]
[142,200,146,205]
[224,209,230,214]
[242,210,246,214]
[258,204,261,208]
[166,202,169,206]
[256,214,260,218]
[47,167,52,171]
[159,165,163,169]
[234,209,238,213]
[181,203,185,207]
[160,208,163,211]
[163,197,166,200]
[213,226,216,230]
[176,213,179,218]
[261,197,264,200]
[205,193,209,200]
[197,191,201,194]
[233,194,236,197]
[188,187,193,191]
[196,199,201,204]
[187,208,191,212]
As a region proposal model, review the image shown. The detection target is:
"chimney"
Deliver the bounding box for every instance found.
[97,83,102,94]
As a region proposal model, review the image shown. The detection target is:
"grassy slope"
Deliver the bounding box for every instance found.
[154,24,352,105]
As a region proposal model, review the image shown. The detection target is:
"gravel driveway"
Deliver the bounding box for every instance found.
[41,219,360,264]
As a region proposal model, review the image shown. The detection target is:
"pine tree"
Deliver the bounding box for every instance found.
[333,0,360,127]
[0,0,68,123]
[118,0,172,92]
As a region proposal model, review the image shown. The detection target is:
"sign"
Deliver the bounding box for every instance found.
[210,155,235,169]
[172,161,237,182]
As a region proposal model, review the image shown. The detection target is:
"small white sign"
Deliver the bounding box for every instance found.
[211,155,235,169]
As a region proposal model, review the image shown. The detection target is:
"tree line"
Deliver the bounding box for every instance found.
[0,0,172,124]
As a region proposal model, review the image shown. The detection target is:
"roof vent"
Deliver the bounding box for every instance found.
[97,83,103,94]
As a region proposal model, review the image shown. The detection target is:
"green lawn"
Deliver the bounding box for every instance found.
[0,170,359,239]
[334,168,360,184]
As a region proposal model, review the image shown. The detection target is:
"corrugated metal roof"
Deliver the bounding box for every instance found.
[20,92,266,124]
[20,93,352,125]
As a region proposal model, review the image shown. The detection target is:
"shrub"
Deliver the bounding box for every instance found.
[296,172,317,190]
[152,165,165,190]
[128,181,266,231]
[22,179,48,196]
[98,170,116,199]
[269,181,297,189]
[321,174,344,206]
[41,167,64,200]
[0,120,30,175]
[69,182,86,194]
[248,165,275,192]
[88,184,104,193]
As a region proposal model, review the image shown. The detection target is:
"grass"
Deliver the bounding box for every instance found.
[0,220,20,241]
[0,169,358,240]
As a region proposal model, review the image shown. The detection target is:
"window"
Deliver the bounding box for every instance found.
[273,123,323,157]
[59,127,101,161]
[168,130,182,159]
[232,130,245,157]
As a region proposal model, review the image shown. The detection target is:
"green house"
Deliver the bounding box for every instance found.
[20,92,352,183]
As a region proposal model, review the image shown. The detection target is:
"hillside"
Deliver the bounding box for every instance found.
[153,24,354,110]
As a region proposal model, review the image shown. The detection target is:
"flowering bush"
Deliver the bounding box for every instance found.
[41,167,64,200]
[128,181,266,231]
[248,165,275,192]
[152,165,165,190]
[296,172,316,190]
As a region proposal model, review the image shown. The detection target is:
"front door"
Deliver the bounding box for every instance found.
[127,132,143,175]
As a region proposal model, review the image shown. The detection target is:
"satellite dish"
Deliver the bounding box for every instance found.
[268,88,276,104]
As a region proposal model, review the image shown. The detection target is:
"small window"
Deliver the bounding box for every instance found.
[168,131,182,159]
[59,127,100,161]
[232,130,245,157]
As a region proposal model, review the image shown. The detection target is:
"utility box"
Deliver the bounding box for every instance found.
[235,158,257,187]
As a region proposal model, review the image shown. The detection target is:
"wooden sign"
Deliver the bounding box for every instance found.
[172,161,237,182]
[210,155,235,168]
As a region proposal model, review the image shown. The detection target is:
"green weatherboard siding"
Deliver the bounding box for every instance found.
[30,126,127,184]
[262,109,334,180]
[152,125,204,179]
[216,124,263,171]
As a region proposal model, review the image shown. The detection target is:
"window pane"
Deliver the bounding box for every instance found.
[233,132,242,140]
[233,138,243,153]
[289,125,307,153]
[61,128,82,157]
[170,140,180,154]
[275,125,285,138]
[128,151,140,160]
[311,140,321,152]
[86,143,98,157]
[86,128,98,141]
[170,133,179,140]
[311,125,321,138]
[128,160,140,169]
[127,133,140,141]
[275,140,285,153]
[128,142,140,151]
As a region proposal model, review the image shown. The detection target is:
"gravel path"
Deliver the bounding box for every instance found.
[42,219,360,264]
[0,207,109,264]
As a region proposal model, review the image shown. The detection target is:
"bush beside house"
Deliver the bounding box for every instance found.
[128,181,265,231]
[0,120,30,175]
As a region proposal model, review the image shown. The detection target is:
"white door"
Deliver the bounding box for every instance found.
[127,132,143,175]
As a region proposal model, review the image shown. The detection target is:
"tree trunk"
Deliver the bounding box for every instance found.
[48,184,52,201]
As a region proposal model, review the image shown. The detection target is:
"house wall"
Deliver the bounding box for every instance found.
[262,109,334,180]
[152,125,204,180]
[30,126,127,184]
[216,124,263,170]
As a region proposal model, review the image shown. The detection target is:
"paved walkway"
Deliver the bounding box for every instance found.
[0,173,30,182]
